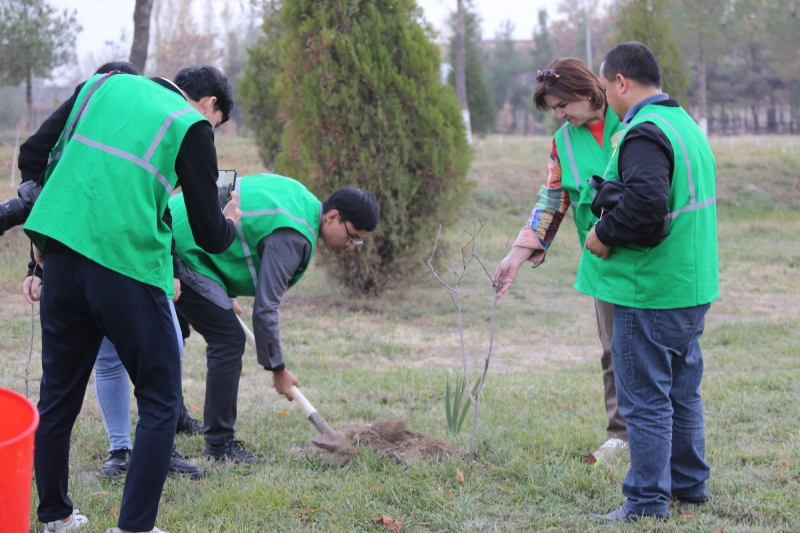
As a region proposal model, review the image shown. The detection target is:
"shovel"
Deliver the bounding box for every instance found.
[236,315,349,452]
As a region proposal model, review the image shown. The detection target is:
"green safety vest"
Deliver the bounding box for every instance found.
[25,73,207,297]
[574,104,719,308]
[553,106,623,247]
[171,174,321,297]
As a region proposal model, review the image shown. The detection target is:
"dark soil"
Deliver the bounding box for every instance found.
[309,419,459,465]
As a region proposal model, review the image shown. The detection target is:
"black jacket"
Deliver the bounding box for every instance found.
[593,99,678,247]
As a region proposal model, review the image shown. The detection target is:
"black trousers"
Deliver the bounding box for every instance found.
[175,284,246,446]
[35,251,180,531]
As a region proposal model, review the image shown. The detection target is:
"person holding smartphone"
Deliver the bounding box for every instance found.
[24,65,240,533]
[21,62,211,484]
[170,174,380,463]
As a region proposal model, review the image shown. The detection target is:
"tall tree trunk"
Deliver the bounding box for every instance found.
[130,0,155,73]
[697,31,708,136]
[26,68,34,130]
[454,0,468,111]
[454,0,471,143]
[584,8,592,71]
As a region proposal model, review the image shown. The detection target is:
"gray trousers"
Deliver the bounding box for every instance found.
[594,298,628,441]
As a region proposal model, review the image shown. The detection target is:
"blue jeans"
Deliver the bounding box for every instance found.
[613,303,711,517]
[94,300,184,452]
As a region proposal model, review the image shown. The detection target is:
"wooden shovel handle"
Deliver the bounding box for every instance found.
[290,385,337,437]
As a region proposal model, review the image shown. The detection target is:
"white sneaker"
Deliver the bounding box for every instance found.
[106,527,164,533]
[588,437,627,464]
[43,510,89,532]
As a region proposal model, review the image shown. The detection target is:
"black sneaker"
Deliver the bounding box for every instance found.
[101,447,131,477]
[176,416,203,436]
[176,402,204,436]
[169,449,203,479]
[203,439,265,464]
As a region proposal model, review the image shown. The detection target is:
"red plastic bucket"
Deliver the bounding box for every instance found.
[0,387,39,533]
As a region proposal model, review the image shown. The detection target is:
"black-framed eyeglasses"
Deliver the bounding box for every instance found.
[536,69,560,86]
[340,217,363,247]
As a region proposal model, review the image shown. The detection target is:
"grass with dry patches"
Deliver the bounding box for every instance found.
[0,134,799,531]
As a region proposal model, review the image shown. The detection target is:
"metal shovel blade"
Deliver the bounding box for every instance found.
[310,431,349,452]
[288,385,351,452]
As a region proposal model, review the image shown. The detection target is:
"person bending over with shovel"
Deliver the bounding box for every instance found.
[171,175,380,463]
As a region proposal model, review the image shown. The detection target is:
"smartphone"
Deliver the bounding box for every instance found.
[217,170,237,209]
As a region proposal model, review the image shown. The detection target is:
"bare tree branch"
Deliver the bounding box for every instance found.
[428,219,503,455]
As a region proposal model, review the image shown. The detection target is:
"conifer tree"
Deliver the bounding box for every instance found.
[239,1,283,168]
[276,0,470,295]
[0,0,79,127]
[532,9,554,69]
[614,0,688,106]
[447,1,495,135]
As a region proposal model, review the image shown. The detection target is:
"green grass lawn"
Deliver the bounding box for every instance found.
[0,134,799,532]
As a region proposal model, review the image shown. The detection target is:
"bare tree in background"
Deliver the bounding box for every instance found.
[149,0,221,78]
[454,0,471,143]
[130,0,154,72]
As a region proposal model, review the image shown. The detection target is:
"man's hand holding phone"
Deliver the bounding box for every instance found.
[223,191,242,226]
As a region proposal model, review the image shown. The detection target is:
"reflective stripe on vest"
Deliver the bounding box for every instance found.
[50,77,193,196]
[560,124,582,193]
[48,72,116,165]
[636,113,716,221]
[72,133,175,194]
[233,179,259,290]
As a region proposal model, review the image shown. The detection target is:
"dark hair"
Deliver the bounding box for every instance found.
[173,66,234,124]
[322,187,380,232]
[95,61,141,75]
[601,41,662,89]
[532,57,606,112]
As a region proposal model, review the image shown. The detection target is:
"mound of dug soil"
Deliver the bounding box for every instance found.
[311,419,459,465]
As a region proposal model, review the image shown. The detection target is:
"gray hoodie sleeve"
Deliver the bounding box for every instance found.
[253,227,311,371]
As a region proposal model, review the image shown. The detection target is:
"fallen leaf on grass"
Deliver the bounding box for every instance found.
[681,513,696,519]
[368,482,383,491]
[324,364,329,371]
[711,527,728,533]
[90,491,108,500]
[187,404,202,413]
[445,490,454,497]
[778,460,790,467]
[109,507,117,516]
[276,410,289,418]
[300,509,313,515]
[456,468,465,484]
[561,403,577,409]
[376,516,403,531]
[586,454,597,465]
